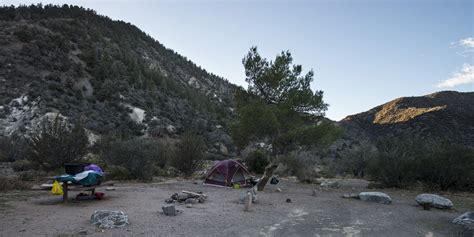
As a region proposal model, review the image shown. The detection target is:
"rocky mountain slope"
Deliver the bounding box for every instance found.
[339,91,474,147]
[0,5,237,156]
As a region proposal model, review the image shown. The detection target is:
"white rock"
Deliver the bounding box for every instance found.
[359,192,392,204]
[453,212,474,231]
[415,194,453,209]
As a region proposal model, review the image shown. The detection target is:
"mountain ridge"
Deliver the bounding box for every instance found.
[339,91,474,147]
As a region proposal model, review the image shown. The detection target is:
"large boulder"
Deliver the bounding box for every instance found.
[415,194,453,209]
[90,210,129,229]
[359,192,392,204]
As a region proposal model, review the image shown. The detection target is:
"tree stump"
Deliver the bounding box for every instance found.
[257,163,279,191]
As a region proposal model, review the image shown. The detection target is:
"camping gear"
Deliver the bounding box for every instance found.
[64,163,88,175]
[270,176,279,185]
[51,180,63,195]
[203,160,252,188]
[85,164,104,175]
[56,170,103,186]
[95,192,105,200]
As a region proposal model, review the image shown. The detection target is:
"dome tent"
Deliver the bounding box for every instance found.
[203,160,252,188]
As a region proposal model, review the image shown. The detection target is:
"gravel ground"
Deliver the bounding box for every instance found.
[0,178,472,236]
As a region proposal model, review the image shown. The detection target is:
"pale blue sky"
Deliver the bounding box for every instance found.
[4,0,474,120]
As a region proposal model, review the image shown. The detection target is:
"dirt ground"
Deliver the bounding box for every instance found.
[0,178,472,237]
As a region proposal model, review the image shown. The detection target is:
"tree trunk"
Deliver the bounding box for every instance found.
[256,162,279,191]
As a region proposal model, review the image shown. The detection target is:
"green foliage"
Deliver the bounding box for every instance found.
[105,165,131,181]
[0,135,30,162]
[170,133,207,176]
[231,47,340,156]
[367,137,423,188]
[416,144,474,191]
[10,159,33,172]
[99,137,162,181]
[0,176,31,191]
[365,137,474,191]
[244,150,269,174]
[334,141,376,177]
[29,115,89,171]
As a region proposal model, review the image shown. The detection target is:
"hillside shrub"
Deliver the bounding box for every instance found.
[0,135,30,162]
[170,133,206,176]
[335,141,377,178]
[100,138,160,181]
[367,137,423,188]
[416,144,474,191]
[365,137,474,191]
[244,150,269,174]
[28,115,89,171]
[0,176,30,191]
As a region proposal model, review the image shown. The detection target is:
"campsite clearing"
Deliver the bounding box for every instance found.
[0,178,472,236]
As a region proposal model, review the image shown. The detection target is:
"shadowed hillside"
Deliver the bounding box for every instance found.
[339,91,474,147]
[0,5,237,157]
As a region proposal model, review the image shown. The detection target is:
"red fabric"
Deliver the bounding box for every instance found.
[95,192,105,200]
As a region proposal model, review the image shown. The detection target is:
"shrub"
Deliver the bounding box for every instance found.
[367,137,423,188]
[170,133,206,176]
[100,138,158,181]
[365,137,474,191]
[416,144,474,191]
[244,150,269,174]
[29,115,89,171]
[105,165,131,180]
[0,176,30,191]
[10,159,33,172]
[0,135,30,162]
[335,141,376,178]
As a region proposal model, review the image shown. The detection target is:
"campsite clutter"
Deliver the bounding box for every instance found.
[38,163,115,202]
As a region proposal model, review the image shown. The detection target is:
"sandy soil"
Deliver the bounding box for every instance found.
[0,178,472,237]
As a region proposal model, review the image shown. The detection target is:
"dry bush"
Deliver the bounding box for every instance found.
[0,176,30,191]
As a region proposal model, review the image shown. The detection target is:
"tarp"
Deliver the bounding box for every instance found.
[203,160,251,188]
[56,170,103,186]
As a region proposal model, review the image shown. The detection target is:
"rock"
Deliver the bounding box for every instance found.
[165,198,175,204]
[415,194,453,209]
[453,212,474,232]
[186,203,193,208]
[320,180,340,188]
[359,192,392,204]
[166,125,176,134]
[185,198,197,204]
[276,188,282,192]
[162,204,177,216]
[286,198,292,203]
[90,210,129,229]
[177,193,190,202]
[197,196,206,203]
[342,193,359,199]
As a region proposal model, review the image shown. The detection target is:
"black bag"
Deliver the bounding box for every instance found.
[270,176,279,185]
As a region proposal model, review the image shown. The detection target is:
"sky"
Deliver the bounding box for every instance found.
[3,0,474,120]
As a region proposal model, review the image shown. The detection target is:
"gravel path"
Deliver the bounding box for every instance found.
[0,178,471,236]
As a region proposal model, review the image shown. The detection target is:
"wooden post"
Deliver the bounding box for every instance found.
[62,181,68,203]
[244,191,252,211]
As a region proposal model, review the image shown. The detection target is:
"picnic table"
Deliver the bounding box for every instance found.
[59,180,115,203]
[34,179,116,203]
